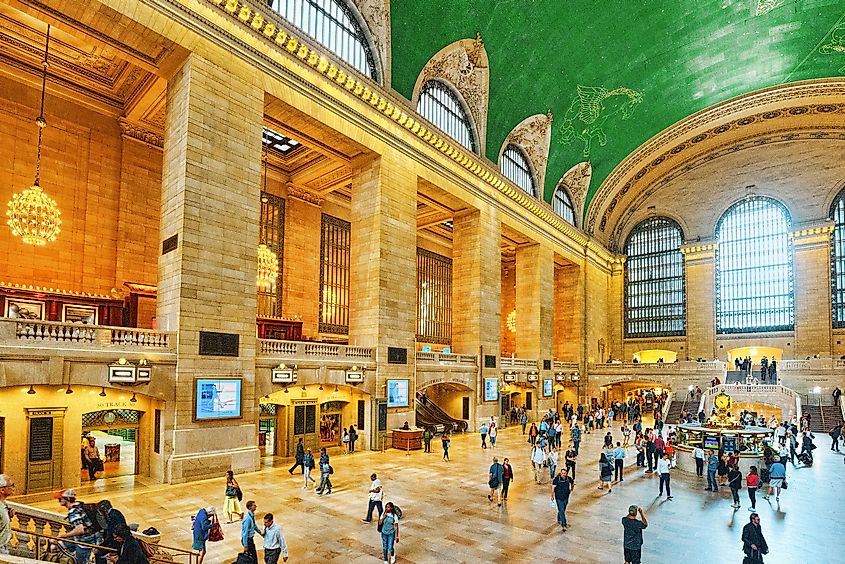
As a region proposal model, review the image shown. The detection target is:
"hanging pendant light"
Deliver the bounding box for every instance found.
[6,24,61,246]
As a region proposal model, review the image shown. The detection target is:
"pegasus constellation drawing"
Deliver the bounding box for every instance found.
[559,85,642,159]
[755,0,784,17]
[820,22,845,72]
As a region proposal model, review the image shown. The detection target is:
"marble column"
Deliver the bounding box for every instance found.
[516,243,554,414]
[682,243,717,362]
[792,224,834,358]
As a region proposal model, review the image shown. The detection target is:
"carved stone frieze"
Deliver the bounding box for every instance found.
[353,0,391,85]
[118,118,163,148]
[286,183,324,206]
[501,112,552,194]
[557,161,592,218]
[412,34,489,153]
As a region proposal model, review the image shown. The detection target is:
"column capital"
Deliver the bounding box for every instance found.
[790,220,834,249]
[681,240,717,263]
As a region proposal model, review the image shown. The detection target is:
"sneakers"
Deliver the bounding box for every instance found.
[776,496,779,501]
[748,507,756,511]
[487,495,492,501]
[667,496,673,500]
[362,519,371,523]
[390,555,396,564]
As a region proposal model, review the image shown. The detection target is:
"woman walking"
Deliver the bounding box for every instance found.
[531,443,546,483]
[727,464,743,509]
[223,470,243,523]
[528,422,538,445]
[302,448,317,489]
[441,430,451,461]
[746,465,760,511]
[378,502,400,564]
[598,452,613,493]
[342,428,350,453]
[548,447,559,481]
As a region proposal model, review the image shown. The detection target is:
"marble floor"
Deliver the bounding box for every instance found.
[22,422,845,563]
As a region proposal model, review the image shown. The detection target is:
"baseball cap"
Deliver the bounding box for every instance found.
[54,489,76,500]
[628,505,638,515]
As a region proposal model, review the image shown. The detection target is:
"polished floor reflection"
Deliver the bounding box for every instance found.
[22,421,845,563]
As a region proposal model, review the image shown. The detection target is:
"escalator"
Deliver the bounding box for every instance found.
[415,392,468,433]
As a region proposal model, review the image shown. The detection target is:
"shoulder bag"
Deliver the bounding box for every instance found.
[208,515,223,542]
[225,485,237,497]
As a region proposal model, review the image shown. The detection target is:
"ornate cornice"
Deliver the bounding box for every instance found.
[680,243,718,254]
[588,79,845,237]
[557,161,591,221]
[118,118,163,148]
[790,220,834,248]
[286,183,323,206]
[500,112,552,195]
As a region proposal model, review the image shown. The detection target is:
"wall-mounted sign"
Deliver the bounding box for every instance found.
[271,368,295,383]
[555,373,566,382]
[345,370,364,384]
[136,365,151,382]
[527,373,539,382]
[194,378,242,421]
[387,379,409,407]
[108,362,136,383]
[503,373,516,382]
[543,379,553,397]
[484,378,499,402]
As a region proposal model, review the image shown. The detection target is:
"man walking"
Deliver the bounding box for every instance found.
[487,457,504,506]
[706,450,719,491]
[692,445,705,478]
[362,473,383,523]
[316,448,332,495]
[572,424,582,456]
[422,428,432,453]
[741,513,769,564]
[613,442,626,482]
[657,453,672,499]
[0,475,14,556]
[621,505,648,564]
[830,422,842,452]
[550,468,574,531]
[56,489,102,564]
[289,438,304,475]
[479,422,488,449]
[241,501,258,564]
[259,513,288,564]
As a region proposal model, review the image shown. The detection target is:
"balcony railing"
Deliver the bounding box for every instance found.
[553,360,579,371]
[415,351,477,366]
[259,339,375,362]
[500,357,539,369]
[3,318,174,351]
[589,361,726,372]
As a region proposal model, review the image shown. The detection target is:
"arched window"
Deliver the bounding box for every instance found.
[624,217,685,337]
[553,187,576,226]
[830,189,845,327]
[268,0,379,81]
[417,80,477,153]
[501,144,536,196]
[716,197,794,333]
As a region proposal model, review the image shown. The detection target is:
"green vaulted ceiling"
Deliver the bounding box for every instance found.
[390,0,845,218]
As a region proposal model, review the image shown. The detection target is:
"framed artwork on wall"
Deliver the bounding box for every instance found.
[62,304,98,324]
[5,299,44,320]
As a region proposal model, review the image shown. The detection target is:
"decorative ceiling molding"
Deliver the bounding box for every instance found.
[556,161,592,220]
[411,34,489,155]
[118,118,163,148]
[587,79,845,239]
[286,183,324,206]
[499,112,552,195]
[352,0,390,87]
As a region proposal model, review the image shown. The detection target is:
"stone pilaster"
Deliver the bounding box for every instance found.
[452,206,501,425]
[282,189,322,337]
[608,256,625,361]
[349,154,417,437]
[158,54,264,483]
[792,223,834,357]
[681,242,717,361]
[516,243,554,413]
[553,263,582,362]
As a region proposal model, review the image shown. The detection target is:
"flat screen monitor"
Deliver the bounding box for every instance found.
[543,379,553,397]
[484,377,498,402]
[387,379,409,407]
[704,436,720,450]
[722,436,737,453]
[195,378,242,420]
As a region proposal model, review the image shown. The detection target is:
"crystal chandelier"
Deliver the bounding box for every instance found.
[6,25,61,246]
[506,309,516,332]
[257,244,279,289]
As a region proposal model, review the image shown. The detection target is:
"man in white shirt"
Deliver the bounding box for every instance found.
[362,473,383,523]
[259,513,288,564]
[657,454,673,499]
[0,474,15,555]
[692,446,705,477]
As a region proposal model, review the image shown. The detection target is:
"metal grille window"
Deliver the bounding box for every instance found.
[716,197,794,334]
[501,144,535,196]
[831,190,845,327]
[553,187,576,226]
[268,0,378,80]
[417,80,477,153]
[417,248,452,344]
[624,217,685,337]
[258,192,285,317]
[319,214,350,334]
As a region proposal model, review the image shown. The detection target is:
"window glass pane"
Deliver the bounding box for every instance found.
[831,190,845,328]
[258,192,285,317]
[417,80,477,153]
[624,217,685,337]
[319,214,351,334]
[553,188,576,226]
[501,144,535,196]
[417,249,452,344]
[269,0,378,80]
[716,197,794,333]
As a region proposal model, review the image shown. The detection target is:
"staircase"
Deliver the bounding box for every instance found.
[665,397,688,423]
[804,404,824,432]
[415,392,468,433]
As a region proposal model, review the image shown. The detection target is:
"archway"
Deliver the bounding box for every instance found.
[416,382,472,432]
[81,408,143,480]
[631,349,677,363]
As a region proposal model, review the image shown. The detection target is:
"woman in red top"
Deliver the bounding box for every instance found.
[746,465,760,511]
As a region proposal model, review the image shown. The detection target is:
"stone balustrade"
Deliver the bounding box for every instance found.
[703,383,801,420]
[590,360,726,372]
[500,357,539,369]
[258,339,375,362]
[553,360,579,371]
[416,351,477,366]
[1,318,174,352]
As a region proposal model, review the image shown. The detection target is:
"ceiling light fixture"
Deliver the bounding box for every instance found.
[257,244,279,289]
[130,392,137,403]
[6,24,61,245]
[27,385,36,395]
[99,387,107,397]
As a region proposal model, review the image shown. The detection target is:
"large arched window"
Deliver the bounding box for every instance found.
[417,80,477,153]
[830,189,845,327]
[500,144,536,196]
[624,217,685,337]
[268,0,379,81]
[716,197,794,333]
[553,188,576,226]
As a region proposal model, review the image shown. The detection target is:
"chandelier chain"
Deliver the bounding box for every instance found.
[34,25,50,187]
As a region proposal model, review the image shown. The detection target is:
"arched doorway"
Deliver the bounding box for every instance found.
[81,408,143,480]
[600,380,671,414]
[416,382,472,432]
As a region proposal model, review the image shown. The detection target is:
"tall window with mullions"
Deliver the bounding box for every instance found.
[258,192,285,317]
[417,80,477,153]
[830,189,845,327]
[624,217,685,337]
[319,214,351,334]
[416,248,452,344]
[716,197,794,334]
[267,0,379,81]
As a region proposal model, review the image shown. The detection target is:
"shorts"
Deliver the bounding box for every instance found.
[192,539,206,551]
[770,478,783,488]
[624,547,642,564]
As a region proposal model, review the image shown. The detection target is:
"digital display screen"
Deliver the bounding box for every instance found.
[387,379,409,407]
[704,436,720,450]
[722,436,737,453]
[543,379,553,397]
[195,379,242,420]
[484,378,498,402]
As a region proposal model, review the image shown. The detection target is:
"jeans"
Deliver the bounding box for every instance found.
[748,487,757,508]
[636,451,644,467]
[659,473,671,496]
[317,473,332,493]
[264,548,281,564]
[555,498,569,527]
[707,469,718,490]
[87,460,99,481]
[646,451,654,471]
[566,461,576,481]
[365,499,383,521]
[573,440,580,456]
[423,438,431,452]
[73,534,101,564]
[289,459,303,474]
[731,487,740,504]
[695,458,704,477]
[245,538,257,564]
[614,459,624,481]
[502,478,511,499]
[481,433,487,448]
[381,531,395,561]
[303,466,316,487]
[521,423,527,434]
[549,463,556,480]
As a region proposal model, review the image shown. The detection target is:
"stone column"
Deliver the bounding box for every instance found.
[553,263,582,362]
[682,243,717,361]
[792,223,834,357]
[282,186,323,337]
[516,243,554,414]
[349,153,417,437]
[608,257,625,361]
[452,206,501,426]
[157,54,264,483]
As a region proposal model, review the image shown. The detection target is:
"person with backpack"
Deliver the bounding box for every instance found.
[348,425,358,453]
[191,506,216,564]
[95,501,126,564]
[316,448,333,495]
[106,523,148,564]
[55,489,103,564]
[487,456,504,506]
[727,464,743,509]
[377,502,400,564]
[422,428,432,453]
[829,422,842,452]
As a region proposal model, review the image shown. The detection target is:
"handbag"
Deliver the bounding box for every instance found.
[781,480,788,490]
[208,516,223,542]
[236,552,254,564]
[236,487,243,502]
[488,477,500,489]
[328,465,334,475]
[93,458,104,472]
[225,485,238,497]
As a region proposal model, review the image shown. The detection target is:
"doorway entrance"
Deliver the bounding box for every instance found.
[320,401,347,448]
[81,409,142,480]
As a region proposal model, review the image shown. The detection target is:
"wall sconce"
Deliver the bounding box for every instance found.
[26,385,36,395]
[130,392,137,403]
[283,385,289,394]
[99,387,107,397]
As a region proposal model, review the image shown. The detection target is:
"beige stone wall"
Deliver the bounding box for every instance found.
[500,263,516,356]
[793,232,833,357]
[516,243,554,359]
[554,264,581,362]
[684,249,717,360]
[281,195,322,337]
